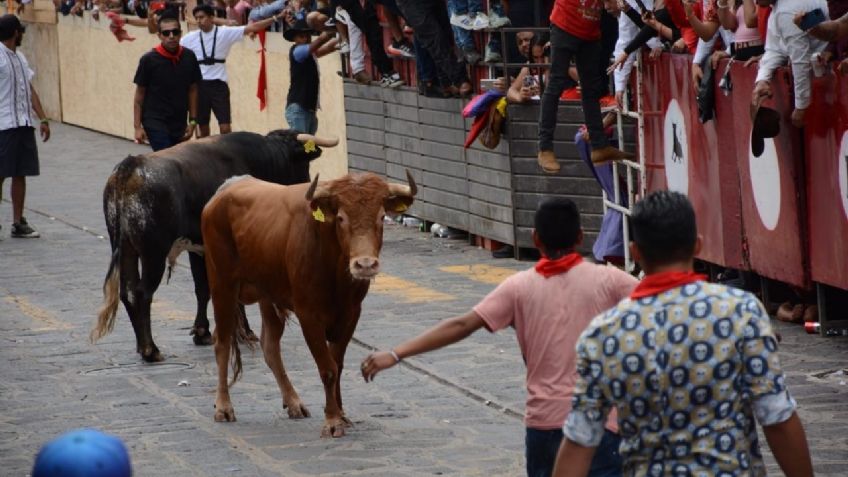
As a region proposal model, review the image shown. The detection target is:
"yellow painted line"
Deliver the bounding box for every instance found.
[371,274,454,303]
[4,296,72,331]
[439,264,518,285]
[152,300,195,322]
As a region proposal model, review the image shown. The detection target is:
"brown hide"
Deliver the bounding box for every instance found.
[201,172,415,438]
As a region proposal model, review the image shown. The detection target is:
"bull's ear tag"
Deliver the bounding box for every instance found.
[312,207,326,222]
[394,203,408,213]
[304,140,317,153]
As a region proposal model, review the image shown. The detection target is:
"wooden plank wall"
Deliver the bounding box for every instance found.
[344,81,636,253]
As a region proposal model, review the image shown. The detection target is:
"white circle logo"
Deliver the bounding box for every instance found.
[749,138,781,230]
[839,131,848,220]
[663,99,689,194]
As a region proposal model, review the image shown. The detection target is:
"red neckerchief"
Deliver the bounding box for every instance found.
[630,271,707,299]
[534,253,583,278]
[154,44,184,66]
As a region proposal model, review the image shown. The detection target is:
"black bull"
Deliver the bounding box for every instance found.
[91,129,337,362]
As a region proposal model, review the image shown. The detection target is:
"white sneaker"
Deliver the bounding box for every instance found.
[488,11,510,28]
[450,12,473,30]
[337,40,350,54]
[471,12,489,30]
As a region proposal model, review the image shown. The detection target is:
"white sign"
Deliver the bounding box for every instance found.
[663,99,689,194]
[749,137,781,231]
[839,131,848,221]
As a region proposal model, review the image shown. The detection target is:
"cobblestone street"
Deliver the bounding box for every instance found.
[1,124,847,476]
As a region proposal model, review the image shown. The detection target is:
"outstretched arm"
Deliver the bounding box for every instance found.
[360,310,486,381]
[762,413,814,477]
[244,13,279,34]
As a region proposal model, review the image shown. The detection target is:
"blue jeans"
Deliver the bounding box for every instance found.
[285,103,318,134]
[144,128,183,152]
[525,428,622,477]
[446,0,501,52]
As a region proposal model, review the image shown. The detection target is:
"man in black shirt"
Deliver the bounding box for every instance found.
[133,14,202,151]
[284,17,336,134]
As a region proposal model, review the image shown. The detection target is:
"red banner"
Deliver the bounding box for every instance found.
[804,72,848,290]
[640,54,745,271]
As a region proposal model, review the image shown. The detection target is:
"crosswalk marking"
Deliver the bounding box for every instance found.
[4,295,73,331]
[370,274,454,303]
[439,264,519,285]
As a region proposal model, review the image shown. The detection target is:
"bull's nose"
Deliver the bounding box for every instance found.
[351,257,380,277]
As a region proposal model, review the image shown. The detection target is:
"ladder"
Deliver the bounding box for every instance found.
[607,51,648,273]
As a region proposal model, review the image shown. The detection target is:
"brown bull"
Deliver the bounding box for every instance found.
[201,172,416,437]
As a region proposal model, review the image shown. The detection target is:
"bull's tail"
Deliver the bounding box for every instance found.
[228,330,243,389]
[92,248,120,343]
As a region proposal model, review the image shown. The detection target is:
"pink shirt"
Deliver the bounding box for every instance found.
[733,6,760,44]
[473,262,638,430]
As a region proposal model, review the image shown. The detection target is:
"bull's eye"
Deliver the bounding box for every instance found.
[337,215,345,224]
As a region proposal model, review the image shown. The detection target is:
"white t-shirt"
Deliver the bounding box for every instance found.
[180,26,245,82]
[0,43,36,131]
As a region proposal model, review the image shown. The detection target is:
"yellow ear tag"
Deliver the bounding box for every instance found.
[394,203,408,213]
[312,207,326,222]
[304,140,317,153]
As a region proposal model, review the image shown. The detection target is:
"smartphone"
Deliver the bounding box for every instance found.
[150,1,166,12]
[523,75,537,87]
[800,8,827,31]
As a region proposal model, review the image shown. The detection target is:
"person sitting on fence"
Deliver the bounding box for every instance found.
[537,0,635,175]
[752,0,829,128]
[392,0,472,97]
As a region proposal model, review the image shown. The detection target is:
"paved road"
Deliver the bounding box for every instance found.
[1,124,847,476]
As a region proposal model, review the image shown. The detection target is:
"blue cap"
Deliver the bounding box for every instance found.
[32,428,132,477]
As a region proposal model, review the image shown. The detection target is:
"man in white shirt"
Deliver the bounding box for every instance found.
[0,14,50,239]
[752,0,829,128]
[180,5,278,137]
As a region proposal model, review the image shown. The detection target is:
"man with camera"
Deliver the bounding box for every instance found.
[180,5,279,137]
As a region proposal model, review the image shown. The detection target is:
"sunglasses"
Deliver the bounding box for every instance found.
[160,28,182,37]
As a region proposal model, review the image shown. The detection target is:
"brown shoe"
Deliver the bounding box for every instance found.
[591,146,635,165]
[803,304,819,322]
[537,150,560,174]
[353,71,372,85]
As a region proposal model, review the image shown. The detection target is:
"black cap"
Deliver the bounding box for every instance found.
[283,17,313,42]
[0,14,24,41]
[750,103,780,158]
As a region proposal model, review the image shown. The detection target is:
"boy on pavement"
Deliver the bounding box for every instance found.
[180,5,278,137]
[553,191,814,477]
[133,14,202,151]
[361,198,638,477]
[0,14,51,238]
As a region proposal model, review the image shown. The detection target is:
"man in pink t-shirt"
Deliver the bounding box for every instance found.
[361,198,638,477]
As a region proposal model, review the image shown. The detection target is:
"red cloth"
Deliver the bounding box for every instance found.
[256,30,268,111]
[666,0,701,54]
[106,12,135,42]
[630,271,707,299]
[154,44,184,65]
[464,110,489,148]
[535,253,584,278]
[757,6,771,43]
[549,0,602,41]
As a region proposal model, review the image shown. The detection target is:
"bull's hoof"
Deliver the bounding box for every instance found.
[141,347,164,363]
[283,400,311,419]
[214,403,237,422]
[191,327,213,346]
[320,417,348,438]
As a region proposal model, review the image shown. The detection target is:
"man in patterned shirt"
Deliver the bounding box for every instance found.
[553,191,814,477]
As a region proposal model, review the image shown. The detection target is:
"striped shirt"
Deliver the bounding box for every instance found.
[0,42,35,131]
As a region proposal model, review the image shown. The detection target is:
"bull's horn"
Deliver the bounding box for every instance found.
[305,174,332,201]
[296,134,339,148]
[387,169,418,197]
